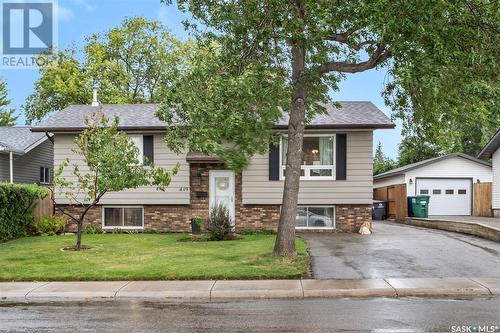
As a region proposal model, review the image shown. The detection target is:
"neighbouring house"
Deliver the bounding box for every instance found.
[478,129,500,217]
[31,101,394,232]
[0,127,53,184]
[374,153,493,218]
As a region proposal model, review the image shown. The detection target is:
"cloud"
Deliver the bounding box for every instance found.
[56,4,74,22]
[70,0,96,11]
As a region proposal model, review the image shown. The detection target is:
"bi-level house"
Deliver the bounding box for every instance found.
[31,101,394,232]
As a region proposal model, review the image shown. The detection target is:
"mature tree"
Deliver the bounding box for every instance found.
[54,113,178,251]
[397,133,442,166]
[385,2,499,157]
[373,142,397,176]
[158,42,289,171]
[0,78,17,126]
[163,0,498,256]
[24,17,182,124]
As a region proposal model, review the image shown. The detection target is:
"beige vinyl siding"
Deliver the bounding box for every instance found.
[242,131,373,205]
[373,174,406,189]
[54,133,189,205]
[493,149,500,210]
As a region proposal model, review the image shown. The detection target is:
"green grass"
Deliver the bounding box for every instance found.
[0,233,309,281]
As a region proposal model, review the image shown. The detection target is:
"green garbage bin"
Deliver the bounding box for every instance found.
[412,195,430,218]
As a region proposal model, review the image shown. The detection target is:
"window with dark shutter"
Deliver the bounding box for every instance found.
[39,167,44,183]
[268,143,280,181]
[143,136,154,165]
[335,134,347,180]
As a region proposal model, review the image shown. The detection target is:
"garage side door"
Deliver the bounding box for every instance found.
[415,178,472,215]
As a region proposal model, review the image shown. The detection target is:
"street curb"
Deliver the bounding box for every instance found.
[1,278,499,302]
[403,218,500,243]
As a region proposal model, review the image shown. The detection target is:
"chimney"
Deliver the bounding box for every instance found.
[91,88,99,107]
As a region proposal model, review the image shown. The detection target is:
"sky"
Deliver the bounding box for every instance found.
[0,0,402,158]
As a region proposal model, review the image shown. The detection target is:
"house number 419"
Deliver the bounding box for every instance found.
[179,187,190,192]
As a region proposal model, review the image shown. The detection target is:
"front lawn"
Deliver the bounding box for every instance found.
[0,233,309,281]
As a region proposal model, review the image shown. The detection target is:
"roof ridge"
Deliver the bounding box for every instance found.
[374,152,491,180]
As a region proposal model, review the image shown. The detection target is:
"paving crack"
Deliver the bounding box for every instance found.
[299,279,305,298]
[209,281,217,301]
[383,278,399,298]
[114,281,132,299]
[468,278,493,296]
[25,282,51,299]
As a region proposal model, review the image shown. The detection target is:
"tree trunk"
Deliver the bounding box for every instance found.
[273,42,306,256]
[76,218,83,251]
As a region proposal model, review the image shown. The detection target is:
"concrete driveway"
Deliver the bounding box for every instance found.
[301,221,500,279]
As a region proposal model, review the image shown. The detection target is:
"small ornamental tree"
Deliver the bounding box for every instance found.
[54,113,178,250]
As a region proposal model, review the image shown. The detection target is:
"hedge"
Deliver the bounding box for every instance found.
[0,183,49,242]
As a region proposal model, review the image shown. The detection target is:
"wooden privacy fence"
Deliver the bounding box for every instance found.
[373,184,408,220]
[473,182,492,217]
[33,189,54,222]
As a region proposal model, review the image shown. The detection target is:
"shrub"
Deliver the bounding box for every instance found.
[192,215,204,229]
[0,183,49,242]
[83,223,103,234]
[37,216,68,236]
[204,203,234,241]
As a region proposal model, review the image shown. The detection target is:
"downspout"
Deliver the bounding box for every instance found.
[9,151,13,183]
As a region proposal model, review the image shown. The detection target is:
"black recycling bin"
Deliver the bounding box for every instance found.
[372,200,388,220]
[407,196,415,217]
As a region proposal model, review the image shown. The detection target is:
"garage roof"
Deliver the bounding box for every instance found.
[477,129,500,160]
[374,153,492,180]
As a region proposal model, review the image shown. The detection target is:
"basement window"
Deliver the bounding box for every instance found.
[295,206,335,229]
[102,206,144,229]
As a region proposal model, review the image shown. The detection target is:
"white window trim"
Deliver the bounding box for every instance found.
[279,134,336,181]
[128,134,144,165]
[294,205,336,229]
[102,206,144,230]
[40,167,51,184]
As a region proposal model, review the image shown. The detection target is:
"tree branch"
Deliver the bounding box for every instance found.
[317,43,391,74]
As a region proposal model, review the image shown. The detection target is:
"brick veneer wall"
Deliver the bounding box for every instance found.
[57,162,371,233]
[335,205,372,232]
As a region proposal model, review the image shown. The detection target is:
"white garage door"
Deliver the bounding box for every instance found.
[415,178,472,215]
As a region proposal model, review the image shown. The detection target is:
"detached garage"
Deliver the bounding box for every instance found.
[374,153,492,218]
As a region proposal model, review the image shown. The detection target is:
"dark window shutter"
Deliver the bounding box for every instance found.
[269,143,280,181]
[45,168,50,183]
[39,167,44,183]
[143,136,154,165]
[336,134,347,180]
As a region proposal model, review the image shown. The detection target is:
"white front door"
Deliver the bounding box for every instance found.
[416,178,472,215]
[209,170,235,223]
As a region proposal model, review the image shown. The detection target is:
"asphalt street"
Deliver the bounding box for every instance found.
[302,221,500,279]
[1,298,499,332]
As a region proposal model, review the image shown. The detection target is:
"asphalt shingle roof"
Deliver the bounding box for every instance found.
[374,153,492,180]
[477,129,500,160]
[32,102,394,132]
[0,127,49,154]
